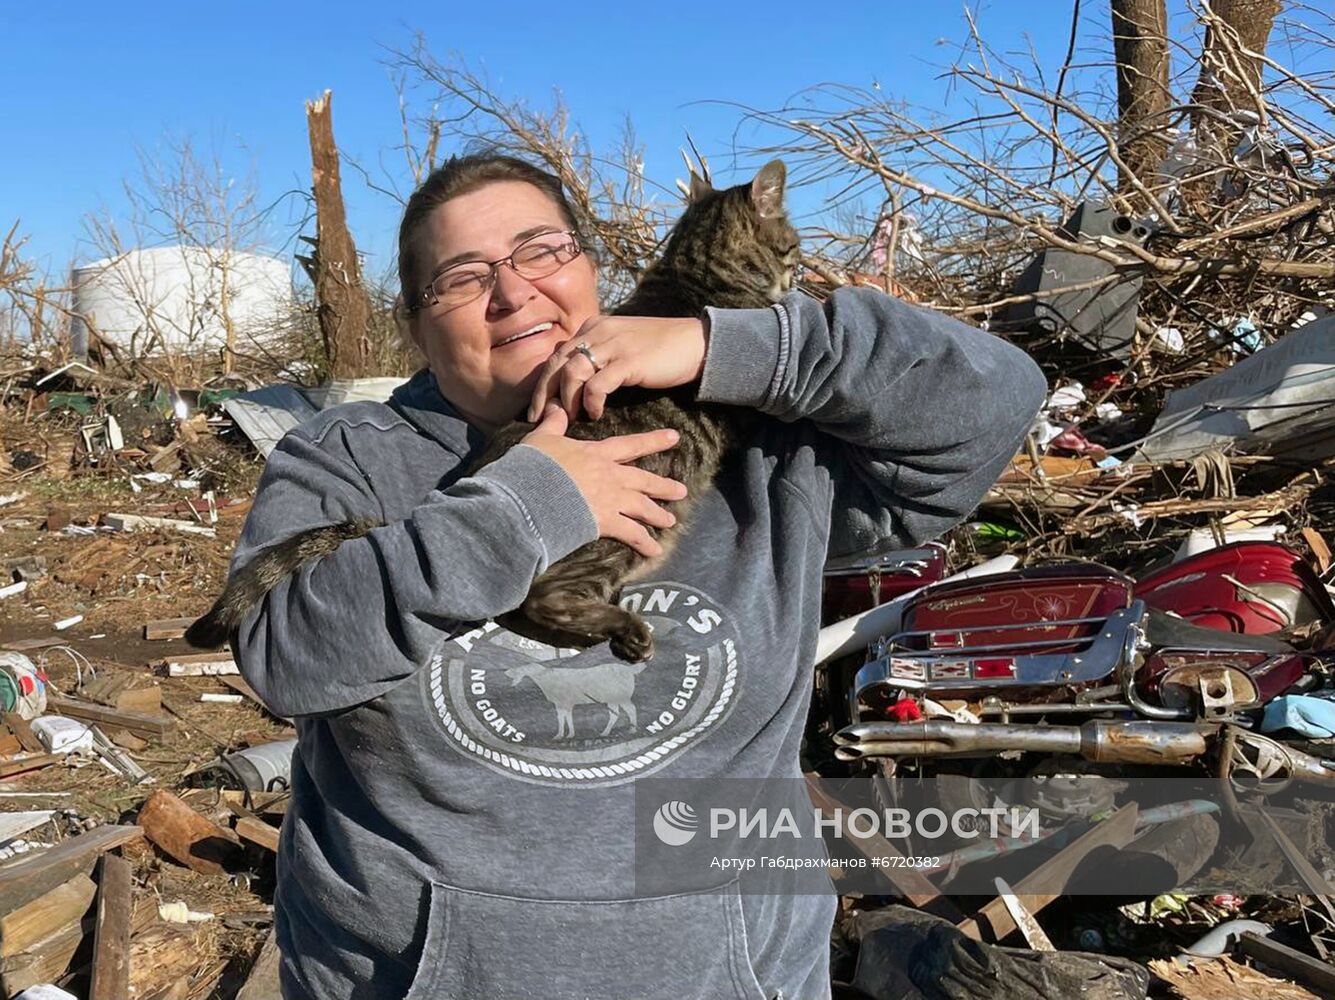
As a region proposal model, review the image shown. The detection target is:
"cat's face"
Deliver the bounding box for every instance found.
[666,160,800,303]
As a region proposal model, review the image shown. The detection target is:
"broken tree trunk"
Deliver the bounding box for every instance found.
[137,789,243,876]
[304,89,373,379]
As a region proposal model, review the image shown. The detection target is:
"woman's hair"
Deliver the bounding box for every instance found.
[397,152,587,303]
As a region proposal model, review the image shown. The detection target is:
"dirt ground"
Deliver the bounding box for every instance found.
[1,404,289,997]
[3,405,1333,999]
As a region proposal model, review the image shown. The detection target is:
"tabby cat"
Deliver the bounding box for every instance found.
[186,159,799,661]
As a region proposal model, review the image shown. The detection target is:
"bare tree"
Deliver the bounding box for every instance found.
[1111,0,1173,194]
[391,39,671,304]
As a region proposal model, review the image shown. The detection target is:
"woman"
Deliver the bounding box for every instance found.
[232,153,1046,999]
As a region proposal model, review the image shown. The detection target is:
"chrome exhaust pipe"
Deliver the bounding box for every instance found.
[835,720,1213,766]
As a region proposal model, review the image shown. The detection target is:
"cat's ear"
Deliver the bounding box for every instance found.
[751,160,787,219]
[688,170,713,204]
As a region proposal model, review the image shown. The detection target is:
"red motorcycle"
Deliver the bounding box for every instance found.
[812,541,1335,878]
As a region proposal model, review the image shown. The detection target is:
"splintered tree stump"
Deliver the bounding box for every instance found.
[305,88,373,378]
[136,790,242,876]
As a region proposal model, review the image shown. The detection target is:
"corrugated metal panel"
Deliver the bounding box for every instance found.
[223,386,318,457]
[302,377,406,409]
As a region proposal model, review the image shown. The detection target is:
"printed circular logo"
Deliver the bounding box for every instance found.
[424,582,740,785]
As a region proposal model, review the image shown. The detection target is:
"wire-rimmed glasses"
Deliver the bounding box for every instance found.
[408,230,583,313]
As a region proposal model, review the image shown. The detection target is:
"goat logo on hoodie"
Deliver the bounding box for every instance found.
[424,582,740,785]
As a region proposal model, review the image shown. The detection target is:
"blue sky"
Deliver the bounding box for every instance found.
[4,2,1112,284]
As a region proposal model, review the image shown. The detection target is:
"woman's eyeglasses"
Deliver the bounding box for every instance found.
[408,230,582,312]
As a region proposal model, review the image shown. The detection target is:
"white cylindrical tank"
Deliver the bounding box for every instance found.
[70,246,293,357]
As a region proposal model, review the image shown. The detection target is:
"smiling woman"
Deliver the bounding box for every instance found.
[400,175,602,432]
[218,150,1047,1000]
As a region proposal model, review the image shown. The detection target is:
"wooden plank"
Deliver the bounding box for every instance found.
[89,853,132,1000]
[0,825,144,916]
[0,918,85,995]
[0,728,20,756]
[143,617,198,640]
[958,802,1139,942]
[166,656,238,677]
[137,790,242,876]
[80,673,161,713]
[103,512,216,538]
[804,773,961,917]
[0,873,96,957]
[236,928,283,1000]
[1238,932,1335,996]
[2,713,42,753]
[234,816,281,854]
[0,637,64,652]
[47,693,173,738]
[1255,809,1335,925]
[0,752,65,778]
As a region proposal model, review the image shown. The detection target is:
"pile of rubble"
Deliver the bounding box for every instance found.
[2,292,1335,997]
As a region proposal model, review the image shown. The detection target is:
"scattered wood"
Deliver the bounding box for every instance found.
[1255,809,1335,924]
[0,825,144,914]
[161,652,238,677]
[143,617,198,641]
[804,773,962,919]
[0,752,65,779]
[236,928,282,1000]
[0,873,96,957]
[89,853,132,1000]
[1237,932,1335,997]
[0,916,86,995]
[80,672,162,713]
[2,712,43,752]
[1149,953,1322,1000]
[234,815,281,854]
[958,802,1139,942]
[106,727,148,752]
[47,692,173,739]
[102,512,216,538]
[126,924,201,999]
[221,790,290,817]
[136,789,242,876]
[0,637,62,653]
[0,725,20,756]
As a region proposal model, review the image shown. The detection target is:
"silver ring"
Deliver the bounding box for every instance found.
[573,342,602,371]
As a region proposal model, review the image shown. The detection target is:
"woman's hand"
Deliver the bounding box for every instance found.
[527,314,709,422]
[522,405,687,558]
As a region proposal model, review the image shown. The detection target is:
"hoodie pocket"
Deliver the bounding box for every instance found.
[404,879,767,1000]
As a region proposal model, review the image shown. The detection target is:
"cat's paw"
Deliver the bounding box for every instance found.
[610,621,654,663]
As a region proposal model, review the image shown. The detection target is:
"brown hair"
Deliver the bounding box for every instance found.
[397,152,587,304]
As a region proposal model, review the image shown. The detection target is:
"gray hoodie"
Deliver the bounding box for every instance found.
[232,287,1046,1000]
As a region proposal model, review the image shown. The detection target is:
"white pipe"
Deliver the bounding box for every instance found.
[813,554,1019,666]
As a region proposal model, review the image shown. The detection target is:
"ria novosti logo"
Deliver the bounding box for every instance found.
[652,801,699,845]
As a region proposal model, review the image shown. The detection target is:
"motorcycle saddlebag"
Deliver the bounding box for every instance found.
[1135,541,1335,635]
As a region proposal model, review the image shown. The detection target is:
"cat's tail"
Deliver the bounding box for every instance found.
[184,520,380,649]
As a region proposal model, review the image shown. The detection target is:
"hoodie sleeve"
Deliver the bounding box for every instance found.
[229,421,597,718]
[698,285,1046,557]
